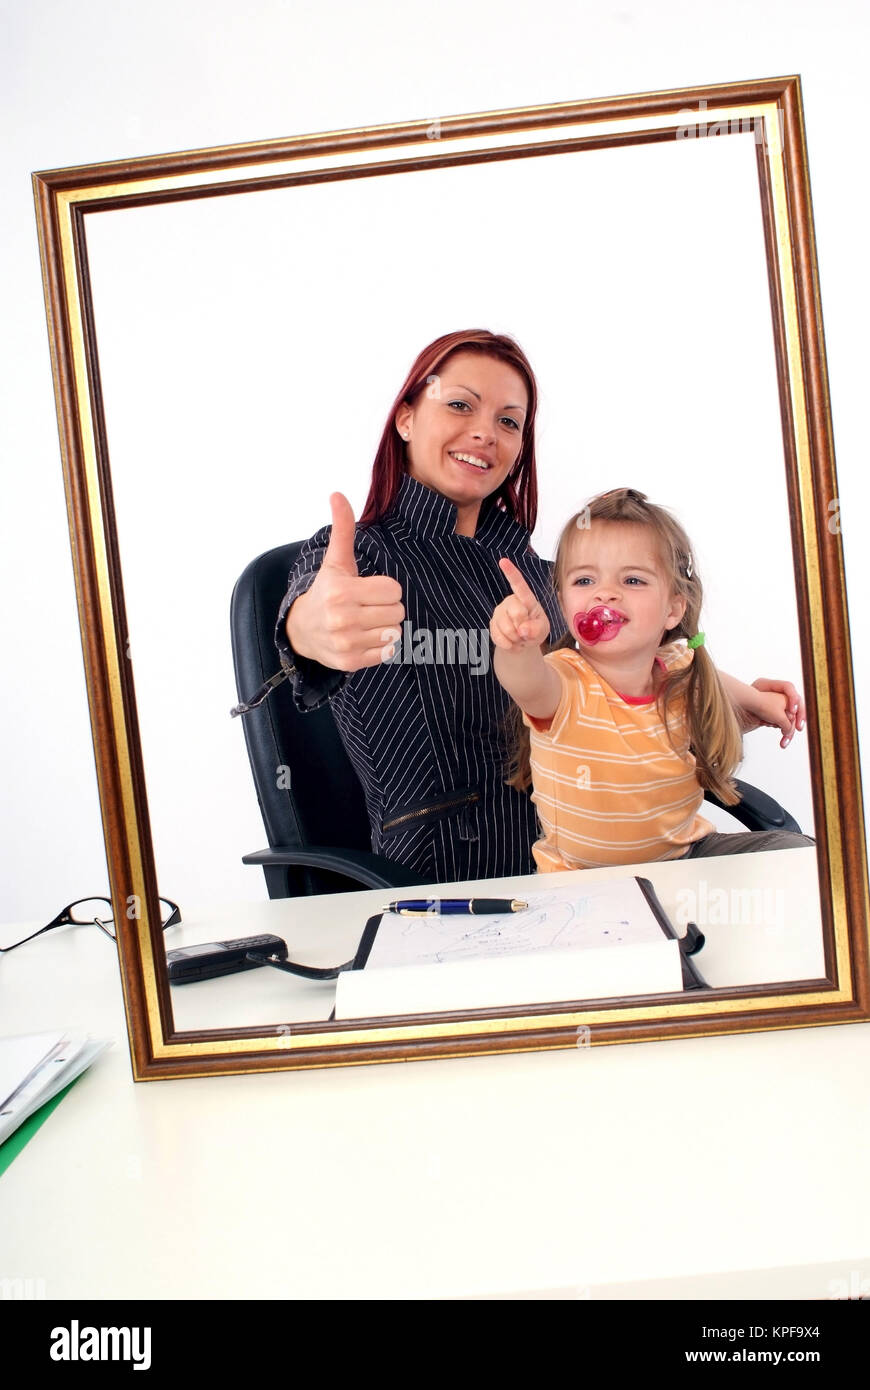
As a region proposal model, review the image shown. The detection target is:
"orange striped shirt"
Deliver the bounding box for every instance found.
[524,642,713,871]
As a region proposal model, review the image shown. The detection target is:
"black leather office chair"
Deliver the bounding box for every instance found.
[231,542,801,900]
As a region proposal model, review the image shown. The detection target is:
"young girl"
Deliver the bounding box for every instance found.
[490,488,813,871]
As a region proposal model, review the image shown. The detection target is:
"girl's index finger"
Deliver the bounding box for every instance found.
[498,557,539,611]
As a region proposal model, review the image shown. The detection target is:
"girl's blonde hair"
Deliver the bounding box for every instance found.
[508,488,743,804]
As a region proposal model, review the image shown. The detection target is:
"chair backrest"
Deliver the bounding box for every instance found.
[230,544,374,893]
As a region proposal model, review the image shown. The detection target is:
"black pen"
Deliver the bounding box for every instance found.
[381,898,529,916]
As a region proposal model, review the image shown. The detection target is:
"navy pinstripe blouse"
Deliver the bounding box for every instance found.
[275,475,566,883]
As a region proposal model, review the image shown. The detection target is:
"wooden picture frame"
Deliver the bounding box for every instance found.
[33,74,870,1079]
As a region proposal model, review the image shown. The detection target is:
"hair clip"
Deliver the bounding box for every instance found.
[687,632,705,649]
[684,553,694,579]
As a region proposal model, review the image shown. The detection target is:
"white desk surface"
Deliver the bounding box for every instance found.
[1,847,868,1301]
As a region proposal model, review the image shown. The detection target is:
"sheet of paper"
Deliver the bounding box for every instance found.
[365,878,667,971]
[0,1033,112,1146]
[0,1032,67,1111]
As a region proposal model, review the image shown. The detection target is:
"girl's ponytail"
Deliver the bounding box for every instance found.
[657,640,743,806]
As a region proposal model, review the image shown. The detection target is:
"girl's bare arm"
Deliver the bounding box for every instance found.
[491,559,561,721]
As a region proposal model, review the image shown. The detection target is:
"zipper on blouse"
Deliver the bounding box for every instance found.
[382,790,480,832]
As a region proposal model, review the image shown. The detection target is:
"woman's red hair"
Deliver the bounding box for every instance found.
[359,329,540,530]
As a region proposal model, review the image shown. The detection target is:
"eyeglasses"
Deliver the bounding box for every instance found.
[0,897,181,953]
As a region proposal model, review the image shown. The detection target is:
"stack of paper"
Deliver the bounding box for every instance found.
[0,1032,111,1145]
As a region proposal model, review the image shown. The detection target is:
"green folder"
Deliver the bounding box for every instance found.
[0,1077,81,1178]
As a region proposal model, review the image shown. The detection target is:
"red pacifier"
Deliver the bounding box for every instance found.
[573,605,625,645]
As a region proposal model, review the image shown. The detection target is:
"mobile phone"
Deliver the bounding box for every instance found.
[166,934,288,984]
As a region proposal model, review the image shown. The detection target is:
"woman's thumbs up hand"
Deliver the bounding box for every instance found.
[285,493,405,671]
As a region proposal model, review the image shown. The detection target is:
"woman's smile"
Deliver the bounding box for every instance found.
[448,449,495,473]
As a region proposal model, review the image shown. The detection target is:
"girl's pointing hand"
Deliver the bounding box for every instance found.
[490,558,550,651]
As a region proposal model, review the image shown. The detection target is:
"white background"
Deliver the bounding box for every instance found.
[2,0,867,924]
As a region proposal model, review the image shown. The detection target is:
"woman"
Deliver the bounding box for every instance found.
[276,329,803,883]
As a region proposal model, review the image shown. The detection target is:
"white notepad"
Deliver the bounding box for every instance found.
[334,878,695,1019]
